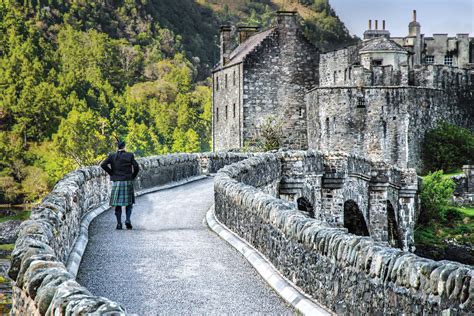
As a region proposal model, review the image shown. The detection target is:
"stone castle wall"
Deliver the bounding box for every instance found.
[212,63,243,150]
[214,153,473,314]
[306,86,473,170]
[8,152,250,315]
[241,14,319,150]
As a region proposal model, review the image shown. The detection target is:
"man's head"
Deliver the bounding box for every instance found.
[117,140,126,150]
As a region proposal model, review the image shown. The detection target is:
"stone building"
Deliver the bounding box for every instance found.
[212,11,319,150]
[213,10,474,171]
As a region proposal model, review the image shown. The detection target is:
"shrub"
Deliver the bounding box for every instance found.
[257,115,284,151]
[419,171,456,224]
[422,122,474,173]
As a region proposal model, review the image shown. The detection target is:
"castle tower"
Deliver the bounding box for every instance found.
[408,10,422,65]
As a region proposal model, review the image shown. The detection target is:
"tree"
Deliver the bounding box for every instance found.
[53,107,111,167]
[423,122,474,173]
[419,171,456,224]
[125,120,161,157]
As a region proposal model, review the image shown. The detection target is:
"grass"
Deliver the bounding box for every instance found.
[0,244,14,252]
[415,206,474,247]
[0,211,31,223]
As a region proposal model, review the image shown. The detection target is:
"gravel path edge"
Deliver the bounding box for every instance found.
[206,205,334,316]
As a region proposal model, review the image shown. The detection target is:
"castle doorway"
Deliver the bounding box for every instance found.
[343,200,370,236]
[387,200,402,249]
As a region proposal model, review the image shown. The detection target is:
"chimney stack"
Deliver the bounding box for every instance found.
[413,10,417,21]
[238,26,260,44]
[375,20,378,30]
[382,20,386,30]
[369,20,372,30]
[220,25,232,65]
[276,10,297,28]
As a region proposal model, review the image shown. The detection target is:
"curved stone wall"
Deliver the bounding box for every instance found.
[214,152,473,314]
[8,152,249,315]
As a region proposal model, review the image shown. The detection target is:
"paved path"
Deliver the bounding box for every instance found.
[76,177,293,315]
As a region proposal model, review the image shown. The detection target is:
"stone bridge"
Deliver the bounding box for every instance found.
[8,152,473,315]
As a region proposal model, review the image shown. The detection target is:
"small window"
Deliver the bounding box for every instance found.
[425,55,434,64]
[357,97,366,108]
[298,107,303,118]
[216,108,219,122]
[444,55,453,66]
[233,71,236,86]
[344,69,347,81]
[216,76,219,91]
[333,71,337,83]
[372,59,383,66]
[233,103,236,118]
[225,74,228,88]
[225,105,228,119]
[348,67,352,80]
[325,117,330,135]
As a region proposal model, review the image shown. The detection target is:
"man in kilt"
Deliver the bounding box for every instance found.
[101,140,140,229]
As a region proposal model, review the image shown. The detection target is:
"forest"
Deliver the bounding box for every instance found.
[0,0,355,204]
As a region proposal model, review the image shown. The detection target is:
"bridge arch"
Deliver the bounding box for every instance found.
[387,200,402,249]
[343,200,369,236]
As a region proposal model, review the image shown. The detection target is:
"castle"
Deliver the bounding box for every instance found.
[212,10,474,171]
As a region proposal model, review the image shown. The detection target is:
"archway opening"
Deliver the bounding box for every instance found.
[343,200,369,236]
[387,201,402,249]
[297,197,314,218]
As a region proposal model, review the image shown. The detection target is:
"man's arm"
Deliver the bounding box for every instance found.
[100,154,113,176]
[131,154,140,179]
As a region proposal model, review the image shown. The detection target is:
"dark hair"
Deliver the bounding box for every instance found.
[117,140,126,149]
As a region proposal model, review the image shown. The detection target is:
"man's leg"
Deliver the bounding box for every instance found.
[125,204,133,229]
[115,206,122,229]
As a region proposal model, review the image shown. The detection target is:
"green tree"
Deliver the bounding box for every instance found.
[419,171,456,224]
[53,107,111,166]
[423,122,474,173]
[125,120,161,157]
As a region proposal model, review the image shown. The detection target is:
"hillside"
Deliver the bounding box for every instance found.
[0,0,356,205]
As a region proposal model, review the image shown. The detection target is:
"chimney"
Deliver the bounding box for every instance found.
[220,25,232,65]
[238,26,260,44]
[382,20,386,30]
[369,20,372,30]
[375,20,378,30]
[413,10,417,22]
[276,10,297,28]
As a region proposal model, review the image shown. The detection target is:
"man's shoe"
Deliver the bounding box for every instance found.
[116,224,123,230]
[125,222,133,230]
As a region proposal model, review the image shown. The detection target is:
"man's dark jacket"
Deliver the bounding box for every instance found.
[100,151,140,181]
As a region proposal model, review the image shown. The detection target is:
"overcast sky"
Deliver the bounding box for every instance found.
[329,0,474,37]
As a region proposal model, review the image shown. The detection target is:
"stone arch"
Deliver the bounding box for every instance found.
[387,200,402,248]
[343,200,369,236]
[297,196,314,218]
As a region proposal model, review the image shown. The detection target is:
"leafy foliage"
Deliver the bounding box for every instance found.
[422,122,474,173]
[419,171,456,224]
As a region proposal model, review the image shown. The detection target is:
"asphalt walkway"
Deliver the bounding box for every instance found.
[76,177,293,315]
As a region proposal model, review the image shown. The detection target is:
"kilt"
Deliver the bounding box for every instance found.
[110,181,135,206]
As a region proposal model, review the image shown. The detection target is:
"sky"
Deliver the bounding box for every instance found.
[329,0,474,37]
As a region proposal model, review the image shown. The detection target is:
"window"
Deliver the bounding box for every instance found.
[298,107,303,118]
[344,69,347,81]
[233,103,236,118]
[444,55,453,66]
[225,74,228,88]
[233,71,236,86]
[216,108,219,122]
[425,55,434,64]
[333,71,337,84]
[357,97,366,108]
[216,76,219,91]
[225,105,228,119]
[325,117,330,135]
[372,59,383,66]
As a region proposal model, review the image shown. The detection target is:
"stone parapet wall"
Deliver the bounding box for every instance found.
[8,152,247,315]
[214,152,473,314]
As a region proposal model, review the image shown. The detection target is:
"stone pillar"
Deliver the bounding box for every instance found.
[368,180,389,242]
[463,165,474,193]
[398,170,419,252]
[321,172,345,225]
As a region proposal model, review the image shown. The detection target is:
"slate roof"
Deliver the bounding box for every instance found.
[359,37,408,53]
[214,28,275,71]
